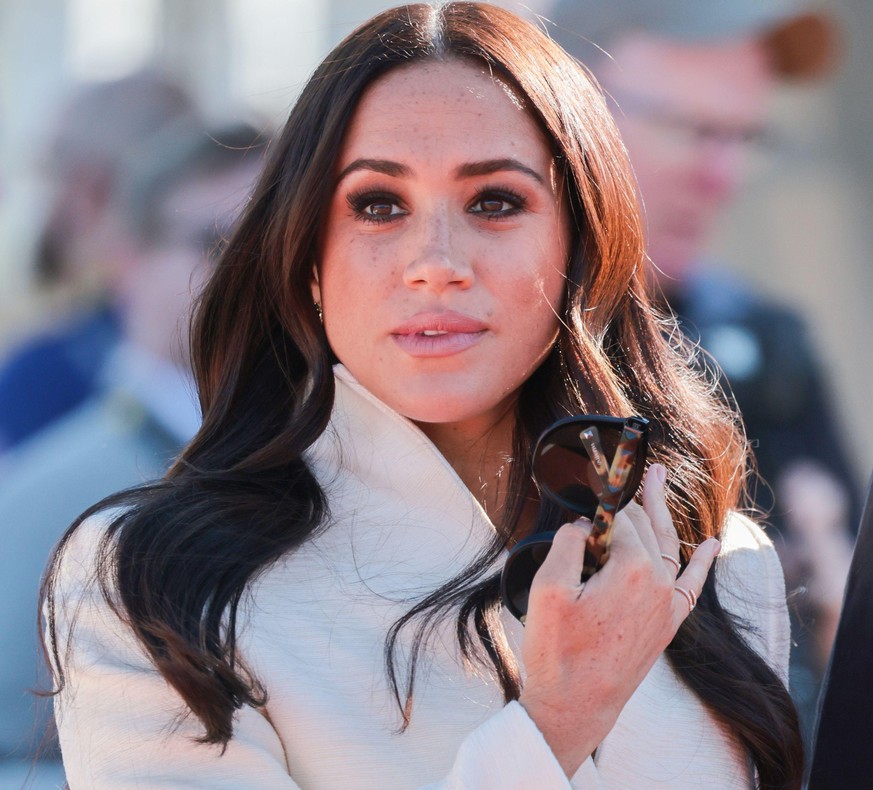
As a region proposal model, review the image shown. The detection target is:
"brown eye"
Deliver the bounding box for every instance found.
[479,197,507,213]
[468,188,526,219]
[366,201,396,217]
[348,190,407,224]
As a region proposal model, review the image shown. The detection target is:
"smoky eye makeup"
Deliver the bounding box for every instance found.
[341,177,534,225]
[467,185,528,219]
[345,187,407,224]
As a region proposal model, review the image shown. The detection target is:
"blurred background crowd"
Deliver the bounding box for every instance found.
[0,0,870,786]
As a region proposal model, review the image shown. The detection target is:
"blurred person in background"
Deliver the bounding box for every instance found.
[0,121,263,788]
[0,70,198,457]
[550,0,858,743]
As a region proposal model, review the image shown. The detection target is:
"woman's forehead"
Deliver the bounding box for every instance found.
[368,57,527,105]
[337,59,550,170]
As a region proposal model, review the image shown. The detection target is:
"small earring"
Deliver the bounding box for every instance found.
[314,301,323,322]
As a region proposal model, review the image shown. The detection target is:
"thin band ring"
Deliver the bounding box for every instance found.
[674,585,697,614]
[660,553,681,574]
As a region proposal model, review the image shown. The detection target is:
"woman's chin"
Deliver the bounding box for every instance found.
[398,401,480,426]
[345,367,519,430]
[396,392,517,433]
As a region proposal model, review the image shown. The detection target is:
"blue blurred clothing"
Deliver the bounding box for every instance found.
[0,345,198,777]
[0,305,120,453]
[0,758,65,789]
[671,269,860,531]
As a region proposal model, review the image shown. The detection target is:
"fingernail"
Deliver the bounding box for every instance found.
[572,517,592,537]
[709,538,721,556]
[651,464,666,485]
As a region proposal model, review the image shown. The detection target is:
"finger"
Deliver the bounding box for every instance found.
[603,504,677,584]
[672,538,720,625]
[659,552,681,577]
[641,464,681,564]
[620,501,660,558]
[594,505,646,563]
[615,466,674,561]
[534,519,593,588]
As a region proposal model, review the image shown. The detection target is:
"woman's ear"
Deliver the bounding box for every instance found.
[310,266,321,307]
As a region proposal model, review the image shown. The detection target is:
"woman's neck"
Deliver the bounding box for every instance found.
[416,406,517,525]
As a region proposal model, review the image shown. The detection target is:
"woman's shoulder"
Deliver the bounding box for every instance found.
[715,510,784,598]
[719,510,775,552]
[714,511,790,680]
[51,507,129,600]
[65,506,126,549]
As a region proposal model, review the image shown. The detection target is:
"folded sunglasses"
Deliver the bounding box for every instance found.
[500,414,650,622]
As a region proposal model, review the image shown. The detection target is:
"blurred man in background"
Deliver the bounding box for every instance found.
[0,71,198,457]
[550,0,858,744]
[0,121,263,788]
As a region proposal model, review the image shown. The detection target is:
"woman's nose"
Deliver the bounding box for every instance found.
[402,213,473,292]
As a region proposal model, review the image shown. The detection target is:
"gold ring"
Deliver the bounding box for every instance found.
[660,553,681,574]
[674,585,697,614]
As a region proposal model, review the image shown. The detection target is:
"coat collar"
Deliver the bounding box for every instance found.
[301,365,505,599]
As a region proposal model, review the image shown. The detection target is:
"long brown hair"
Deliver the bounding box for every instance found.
[42,3,802,785]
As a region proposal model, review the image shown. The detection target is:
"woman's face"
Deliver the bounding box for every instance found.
[316,59,570,432]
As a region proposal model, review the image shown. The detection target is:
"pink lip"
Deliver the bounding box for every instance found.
[391,311,488,358]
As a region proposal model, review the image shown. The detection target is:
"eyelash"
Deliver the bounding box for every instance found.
[347,189,404,225]
[469,186,527,221]
[345,185,528,225]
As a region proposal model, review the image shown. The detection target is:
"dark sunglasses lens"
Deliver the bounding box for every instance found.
[500,532,556,622]
[533,420,640,516]
[502,416,649,622]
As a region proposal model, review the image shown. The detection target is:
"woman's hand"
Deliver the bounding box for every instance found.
[518,463,720,777]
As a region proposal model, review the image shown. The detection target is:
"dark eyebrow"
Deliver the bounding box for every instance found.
[455,158,544,184]
[336,158,411,183]
[336,156,546,186]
